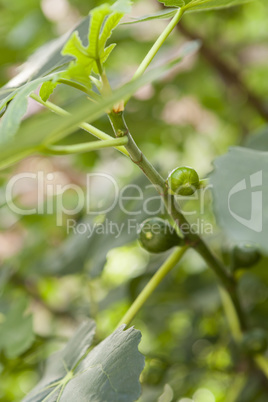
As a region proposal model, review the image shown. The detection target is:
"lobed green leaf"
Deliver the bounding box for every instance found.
[23,320,144,402]
[62,3,125,80]
[0,3,127,143]
[0,43,200,170]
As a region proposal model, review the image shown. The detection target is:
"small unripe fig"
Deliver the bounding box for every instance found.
[167,166,200,196]
[138,217,183,253]
[241,329,267,355]
[232,243,261,269]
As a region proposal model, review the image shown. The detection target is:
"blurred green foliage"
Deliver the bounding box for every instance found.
[1,0,268,401]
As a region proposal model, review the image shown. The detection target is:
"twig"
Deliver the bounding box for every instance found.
[108,110,248,332]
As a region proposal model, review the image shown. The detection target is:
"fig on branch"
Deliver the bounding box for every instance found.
[167,166,200,196]
[138,217,184,253]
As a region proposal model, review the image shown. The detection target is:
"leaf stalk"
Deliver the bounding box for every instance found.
[118,246,188,328]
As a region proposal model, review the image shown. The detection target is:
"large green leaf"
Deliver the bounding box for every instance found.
[0,298,34,359]
[210,147,268,253]
[23,320,144,402]
[60,325,144,401]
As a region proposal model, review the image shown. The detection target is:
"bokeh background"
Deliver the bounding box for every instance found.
[0,0,268,401]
